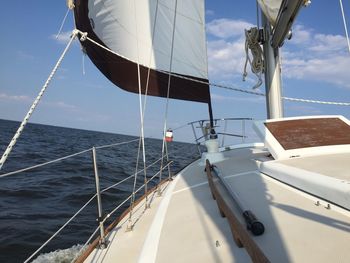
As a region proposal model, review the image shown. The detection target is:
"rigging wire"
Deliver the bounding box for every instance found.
[339,0,350,53]
[128,0,149,230]
[74,30,350,106]
[0,30,78,171]
[55,7,71,39]
[256,0,261,29]
[161,71,350,106]
[159,0,179,188]
[134,5,148,207]
[128,0,160,227]
[82,52,86,75]
[0,139,139,179]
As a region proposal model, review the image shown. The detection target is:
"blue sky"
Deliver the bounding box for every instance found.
[0,1,350,142]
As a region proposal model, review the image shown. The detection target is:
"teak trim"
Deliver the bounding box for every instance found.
[205,159,270,263]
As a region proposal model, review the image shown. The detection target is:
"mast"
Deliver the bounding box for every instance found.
[262,13,284,119]
[259,0,308,119]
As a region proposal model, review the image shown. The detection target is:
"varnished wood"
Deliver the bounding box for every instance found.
[265,118,350,150]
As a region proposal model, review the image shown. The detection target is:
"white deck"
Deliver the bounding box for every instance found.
[84,146,350,263]
[260,152,350,210]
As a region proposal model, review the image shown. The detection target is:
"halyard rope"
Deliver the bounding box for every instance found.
[75,29,350,106]
[0,30,78,171]
[243,27,264,89]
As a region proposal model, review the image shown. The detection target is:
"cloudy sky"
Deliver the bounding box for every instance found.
[0,1,350,142]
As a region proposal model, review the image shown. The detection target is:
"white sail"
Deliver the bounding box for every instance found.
[257,0,282,26]
[88,0,208,79]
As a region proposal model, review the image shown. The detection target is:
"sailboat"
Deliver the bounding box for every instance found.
[1,0,350,262]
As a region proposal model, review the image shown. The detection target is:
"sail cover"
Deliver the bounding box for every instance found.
[257,0,282,26]
[74,0,210,104]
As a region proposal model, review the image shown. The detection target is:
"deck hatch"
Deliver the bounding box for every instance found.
[265,118,350,150]
[254,116,350,159]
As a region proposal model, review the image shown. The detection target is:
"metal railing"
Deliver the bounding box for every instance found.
[187,118,253,154]
[0,138,173,263]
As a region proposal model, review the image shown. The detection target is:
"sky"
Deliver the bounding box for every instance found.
[1,1,350,143]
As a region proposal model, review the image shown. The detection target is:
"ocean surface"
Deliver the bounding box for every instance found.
[0,119,201,263]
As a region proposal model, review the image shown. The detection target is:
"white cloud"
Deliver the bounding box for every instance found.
[281,23,350,88]
[206,18,350,91]
[310,33,348,53]
[283,55,350,88]
[0,93,32,102]
[206,9,215,16]
[51,31,73,44]
[207,38,246,79]
[211,92,264,103]
[0,92,79,110]
[206,19,253,39]
[206,18,261,87]
[46,101,78,110]
[16,50,34,60]
[285,104,322,114]
[290,24,312,45]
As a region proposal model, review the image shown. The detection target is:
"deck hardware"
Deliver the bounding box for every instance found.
[126,221,134,232]
[216,240,220,247]
[243,211,265,236]
[315,201,320,206]
[325,204,331,210]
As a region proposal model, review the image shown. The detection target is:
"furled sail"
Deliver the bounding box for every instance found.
[257,0,283,26]
[73,0,210,104]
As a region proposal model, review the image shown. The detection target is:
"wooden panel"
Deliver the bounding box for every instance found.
[265,118,350,150]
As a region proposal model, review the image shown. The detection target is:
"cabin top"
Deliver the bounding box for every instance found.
[253,115,350,160]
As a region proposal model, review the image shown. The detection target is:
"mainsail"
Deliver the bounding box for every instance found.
[74,0,211,104]
[258,0,308,49]
[257,0,282,26]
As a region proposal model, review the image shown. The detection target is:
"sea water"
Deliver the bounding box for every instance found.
[0,119,200,263]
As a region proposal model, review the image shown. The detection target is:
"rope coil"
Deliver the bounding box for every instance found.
[243,27,264,89]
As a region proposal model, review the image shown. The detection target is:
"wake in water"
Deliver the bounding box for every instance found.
[32,244,84,263]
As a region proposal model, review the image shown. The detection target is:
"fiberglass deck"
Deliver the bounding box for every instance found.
[84,146,350,263]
